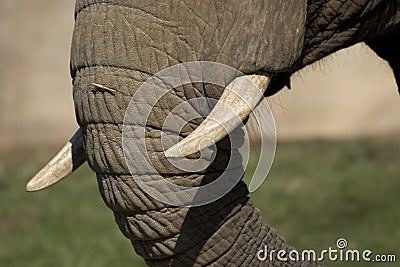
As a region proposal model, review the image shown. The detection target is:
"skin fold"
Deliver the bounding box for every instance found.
[70,0,400,266]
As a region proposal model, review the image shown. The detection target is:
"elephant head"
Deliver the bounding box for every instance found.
[28,1,400,266]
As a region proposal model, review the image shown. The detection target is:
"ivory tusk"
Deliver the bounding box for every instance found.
[26,128,86,192]
[165,74,271,158]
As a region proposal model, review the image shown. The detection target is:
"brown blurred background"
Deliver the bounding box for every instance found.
[0,0,76,157]
[1,0,400,158]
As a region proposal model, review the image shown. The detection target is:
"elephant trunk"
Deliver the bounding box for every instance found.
[68,0,320,266]
[73,67,319,266]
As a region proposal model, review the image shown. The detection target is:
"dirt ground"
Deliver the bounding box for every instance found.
[1,1,400,158]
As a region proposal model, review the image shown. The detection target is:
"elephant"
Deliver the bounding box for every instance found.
[27,0,400,266]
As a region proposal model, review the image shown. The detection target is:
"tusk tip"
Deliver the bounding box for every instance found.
[26,172,55,192]
[26,182,35,192]
[165,139,207,158]
[165,144,183,158]
[26,183,39,192]
[26,178,44,192]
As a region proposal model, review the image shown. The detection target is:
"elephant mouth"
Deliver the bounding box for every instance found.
[26,72,272,192]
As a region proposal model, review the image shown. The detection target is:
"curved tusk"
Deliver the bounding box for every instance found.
[26,128,86,192]
[165,74,271,158]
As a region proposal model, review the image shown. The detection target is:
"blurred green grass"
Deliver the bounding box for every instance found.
[1,139,399,266]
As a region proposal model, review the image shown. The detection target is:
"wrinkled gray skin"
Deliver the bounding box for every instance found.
[71,0,400,266]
